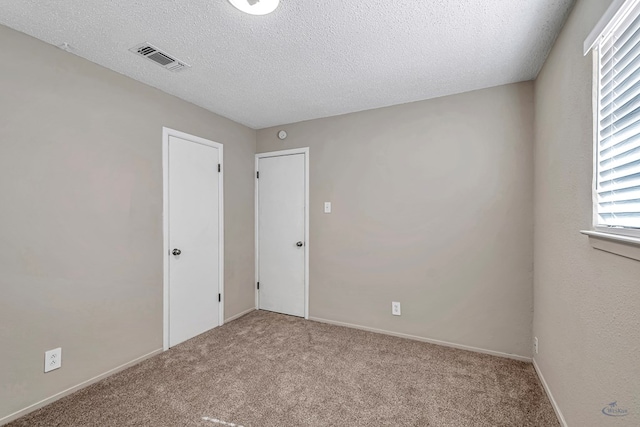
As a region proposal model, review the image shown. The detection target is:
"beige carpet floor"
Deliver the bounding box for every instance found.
[8,310,558,427]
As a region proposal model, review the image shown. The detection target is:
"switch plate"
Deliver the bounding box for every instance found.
[324,202,331,213]
[44,348,62,373]
[392,301,401,316]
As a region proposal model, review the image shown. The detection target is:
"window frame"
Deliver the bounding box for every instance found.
[591,0,640,240]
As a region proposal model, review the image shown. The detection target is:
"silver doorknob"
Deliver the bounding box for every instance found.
[172,248,182,256]
[296,242,304,247]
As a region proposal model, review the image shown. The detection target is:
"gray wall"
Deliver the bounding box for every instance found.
[533,0,640,425]
[257,82,535,358]
[0,25,256,421]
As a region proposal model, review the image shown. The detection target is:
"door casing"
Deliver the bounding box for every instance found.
[162,127,224,351]
[255,148,310,319]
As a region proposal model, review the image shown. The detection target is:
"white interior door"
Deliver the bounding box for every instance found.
[168,134,221,347]
[258,153,306,317]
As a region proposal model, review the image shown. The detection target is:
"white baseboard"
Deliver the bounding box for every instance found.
[308,316,532,363]
[533,358,567,427]
[224,307,255,323]
[0,348,163,426]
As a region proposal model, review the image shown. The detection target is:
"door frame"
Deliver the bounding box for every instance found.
[162,127,224,351]
[255,148,310,319]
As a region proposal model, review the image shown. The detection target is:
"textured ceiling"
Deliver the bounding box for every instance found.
[0,0,573,129]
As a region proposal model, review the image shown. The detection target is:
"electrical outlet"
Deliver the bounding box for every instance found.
[392,301,401,316]
[534,337,539,355]
[44,348,62,373]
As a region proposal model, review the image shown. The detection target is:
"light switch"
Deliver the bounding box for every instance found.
[324,202,331,213]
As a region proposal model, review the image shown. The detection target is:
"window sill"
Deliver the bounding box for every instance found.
[580,230,640,262]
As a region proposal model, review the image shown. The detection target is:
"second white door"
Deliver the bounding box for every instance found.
[257,152,306,317]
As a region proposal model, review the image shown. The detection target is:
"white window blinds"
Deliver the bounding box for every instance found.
[596,1,640,230]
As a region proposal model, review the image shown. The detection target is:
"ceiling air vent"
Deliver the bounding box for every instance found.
[129,43,190,72]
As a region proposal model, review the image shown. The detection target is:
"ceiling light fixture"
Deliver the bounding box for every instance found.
[228,0,279,16]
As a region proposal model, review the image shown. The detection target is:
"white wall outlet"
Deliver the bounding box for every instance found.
[534,337,539,354]
[392,301,401,316]
[324,202,332,213]
[44,348,62,373]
